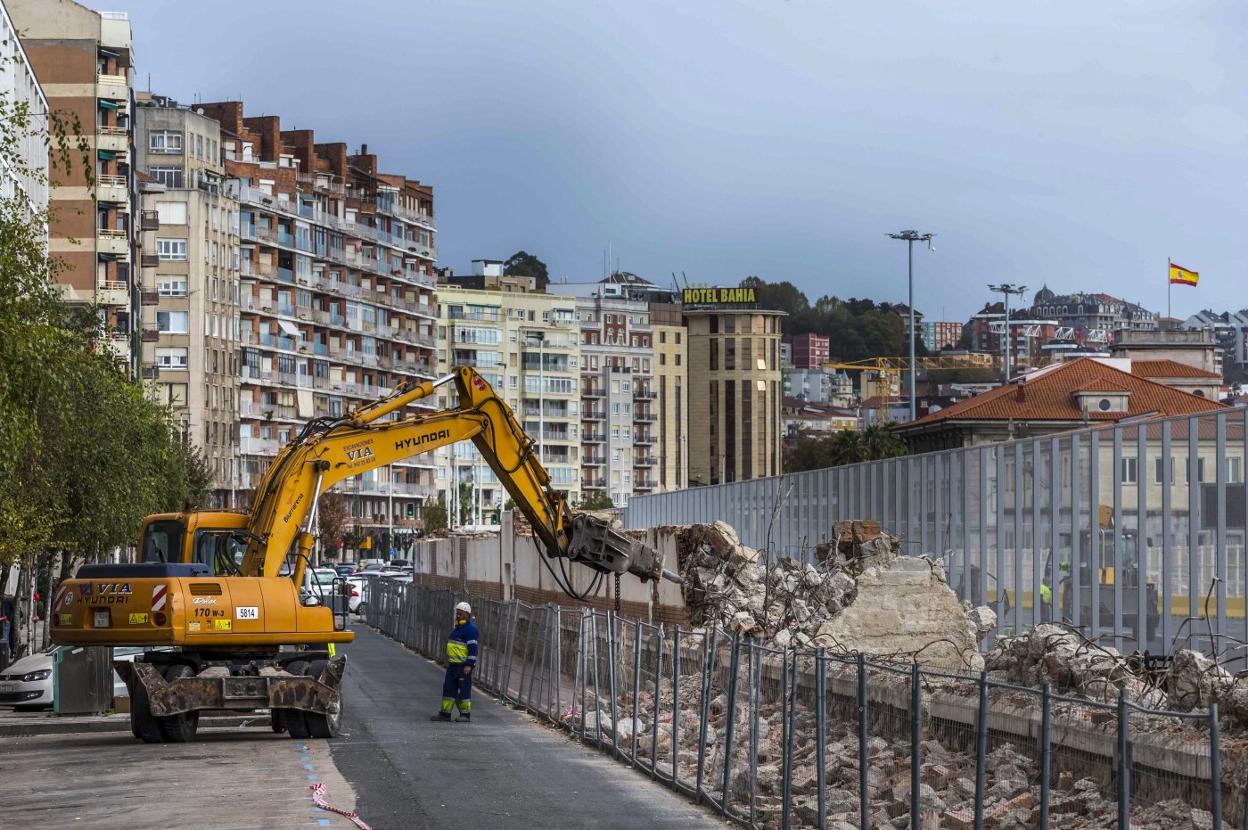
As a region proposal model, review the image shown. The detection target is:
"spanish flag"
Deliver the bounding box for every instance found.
[1169,261,1199,286]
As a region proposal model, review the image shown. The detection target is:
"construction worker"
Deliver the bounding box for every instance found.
[1040,577,1053,622]
[432,601,477,722]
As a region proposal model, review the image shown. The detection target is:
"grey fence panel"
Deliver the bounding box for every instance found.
[622,409,1248,652]
[356,582,1239,829]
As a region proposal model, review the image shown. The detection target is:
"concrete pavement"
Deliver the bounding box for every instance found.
[0,726,357,829]
[330,626,728,830]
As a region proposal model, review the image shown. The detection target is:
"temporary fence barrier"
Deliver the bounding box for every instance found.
[624,409,1248,659]
[362,579,1243,830]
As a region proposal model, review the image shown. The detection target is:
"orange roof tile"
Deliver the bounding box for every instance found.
[1129,359,1222,379]
[900,358,1224,429]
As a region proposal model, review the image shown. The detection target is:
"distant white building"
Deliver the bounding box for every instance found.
[0,0,49,216]
[784,367,854,407]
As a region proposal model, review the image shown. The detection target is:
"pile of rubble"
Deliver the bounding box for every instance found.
[675,519,994,671]
[582,675,1219,830]
[985,623,1248,726]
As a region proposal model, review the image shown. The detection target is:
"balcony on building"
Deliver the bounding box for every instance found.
[581,477,606,489]
[633,454,658,467]
[95,174,128,205]
[140,210,159,231]
[96,72,128,103]
[96,227,129,257]
[95,280,128,308]
[581,384,606,398]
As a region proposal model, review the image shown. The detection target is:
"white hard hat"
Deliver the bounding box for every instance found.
[455,601,472,615]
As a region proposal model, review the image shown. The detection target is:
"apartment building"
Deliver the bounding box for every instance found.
[784,333,829,369]
[435,276,581,520]
[134,96,241,504]
[577,293,661,506]
[10,0,138,368]
[684,303,785,485]
[650,302,687,492]
[194,101,439,533]
[0,0,48,215]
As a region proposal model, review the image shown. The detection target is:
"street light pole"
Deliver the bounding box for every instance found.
[987,283,1028,382]
[888,230,934,421]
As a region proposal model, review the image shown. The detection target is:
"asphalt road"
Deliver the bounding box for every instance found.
[0,726,356,829]
[331,626,726,830]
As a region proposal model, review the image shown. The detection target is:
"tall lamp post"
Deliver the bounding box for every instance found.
[987,283,1028,382]
[888,230,934,421]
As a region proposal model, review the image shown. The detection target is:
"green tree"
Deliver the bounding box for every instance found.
[579,492,615,510]
[0,62,206,652]
[422,492,449,532]
[504,250,549,290]
[783,423,907,473]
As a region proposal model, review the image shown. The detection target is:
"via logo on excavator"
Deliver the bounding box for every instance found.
[346,446,375,462]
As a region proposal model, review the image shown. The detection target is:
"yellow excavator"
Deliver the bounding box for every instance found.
[50,367,674,743]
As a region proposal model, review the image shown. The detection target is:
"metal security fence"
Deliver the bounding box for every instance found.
[625,409,1248,657]
[360,580,1243,830]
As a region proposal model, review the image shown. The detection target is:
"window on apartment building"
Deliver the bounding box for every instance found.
[1119,457,1138,485]
[156,202,187,225]
[196,134,204,160]
[155,347,188,369]
[156,238,187,261]
[1185,458,1206,484]
[157,310,188,333]
[149,131,182,153]
[158,383,187,406]
[709,340,718,370]
[1228,458,1243,484]
[150,167,183,188]
[157,278,187,296]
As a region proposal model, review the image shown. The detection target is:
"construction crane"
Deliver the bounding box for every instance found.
[50,367,674,743]
[821,355,996,399]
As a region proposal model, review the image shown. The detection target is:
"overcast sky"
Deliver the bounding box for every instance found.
[112,0,1247,321]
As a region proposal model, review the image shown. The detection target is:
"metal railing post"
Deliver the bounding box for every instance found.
[1117,687,1130,830]
[672,626,682,778]
[720,633,742,816]
[607,611,619,759]
[974,671,987,830]
[694,629,716,801]
[857,652,869,830]
[816,649,827,830]
[910,661,921,830]
[1210,704,1222,830]
[782,648,797,830]
[1040,681,1052,830]
[631,621,643,766]
[650,623,664,779]
[749,642,760,825]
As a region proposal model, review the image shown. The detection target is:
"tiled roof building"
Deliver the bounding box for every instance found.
[895,358,1225,452]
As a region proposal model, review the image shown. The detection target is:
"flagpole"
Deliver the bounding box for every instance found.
[1167,258,1172,320]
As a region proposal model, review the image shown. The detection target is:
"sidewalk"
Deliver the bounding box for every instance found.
[0,708,260,736]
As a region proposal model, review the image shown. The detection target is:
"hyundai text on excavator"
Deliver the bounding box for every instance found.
[50,367,675,743]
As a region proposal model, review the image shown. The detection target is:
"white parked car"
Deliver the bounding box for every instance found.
[300,567,341,606]
[0,645,162,710]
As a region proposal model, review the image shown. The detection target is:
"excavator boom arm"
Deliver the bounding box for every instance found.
[240,367,673,589]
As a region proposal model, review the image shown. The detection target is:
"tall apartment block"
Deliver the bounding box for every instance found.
[11,0,138,368]
[649,302,687,491]
[684,304,785,485]
[435,266,581,520]
[577,293,661,506]
[134,96,241,504]
[195,101,439,533]
[1,0,48,213]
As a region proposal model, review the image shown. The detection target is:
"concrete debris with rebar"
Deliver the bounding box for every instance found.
[676,519,994,671]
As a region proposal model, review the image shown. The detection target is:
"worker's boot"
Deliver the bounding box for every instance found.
[430,713,452,722]
[454,712,471,722]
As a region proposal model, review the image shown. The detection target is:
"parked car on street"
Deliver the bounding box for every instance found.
[0,645,165,710]
[332,564,356,578]
[301,567,341,606]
